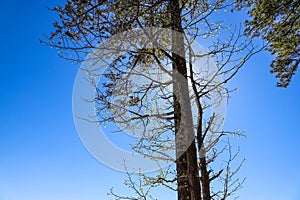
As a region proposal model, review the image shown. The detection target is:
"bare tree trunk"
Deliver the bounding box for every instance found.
[169,1,202,199]
[200,152,211,200]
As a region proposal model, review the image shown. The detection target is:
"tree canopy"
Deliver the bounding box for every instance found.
[237,0,300,87]
[44,0,262,199]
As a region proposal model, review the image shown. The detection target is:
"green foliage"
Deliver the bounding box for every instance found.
[44,1,258,199]
[237,0,300,87]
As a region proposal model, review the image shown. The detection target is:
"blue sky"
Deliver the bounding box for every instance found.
[1,1,300,200]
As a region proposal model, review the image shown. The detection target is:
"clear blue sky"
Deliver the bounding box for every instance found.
[1,1,300,200]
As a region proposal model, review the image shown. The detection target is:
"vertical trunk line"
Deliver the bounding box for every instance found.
[169,1,202,199]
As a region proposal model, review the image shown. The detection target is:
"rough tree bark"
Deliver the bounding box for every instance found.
[170,1,201,199]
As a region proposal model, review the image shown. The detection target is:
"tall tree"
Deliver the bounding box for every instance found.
[236,0,300,87]
[44,0,261,199]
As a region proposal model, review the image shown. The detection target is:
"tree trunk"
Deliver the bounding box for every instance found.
[169,1,202,199]
[200,152,211,200]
